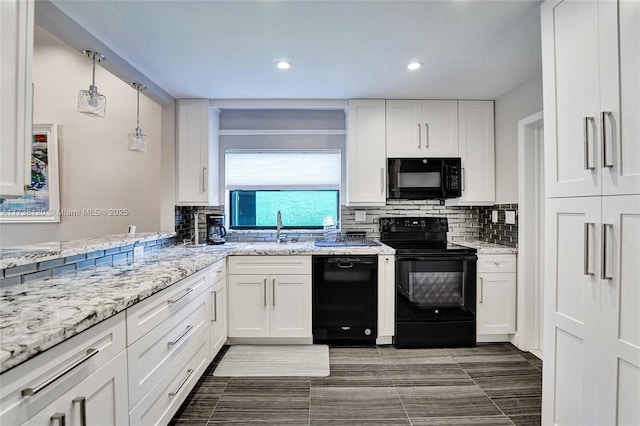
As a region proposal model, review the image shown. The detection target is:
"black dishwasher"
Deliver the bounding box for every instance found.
[312,255,378,345]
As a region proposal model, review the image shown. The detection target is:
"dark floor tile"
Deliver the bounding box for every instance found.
[311,363,393,387]
[397,385,502,418]
[410,416,514,425]
[329,347,385,365]
[311,420,411,425]
[509,414,542,426]
[173,420,208,426]
[461,363,542,399]
[493,396,542,416]
[208,420,309,425]
[387,364,473,386]
[310,386,407,421]
[378,346,455,365]
[447,344,527,364]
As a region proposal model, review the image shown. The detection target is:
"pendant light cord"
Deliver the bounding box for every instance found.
[136,85,141,130]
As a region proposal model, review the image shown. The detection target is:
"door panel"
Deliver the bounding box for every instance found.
[228,275,269,337]
[271,275,311,338]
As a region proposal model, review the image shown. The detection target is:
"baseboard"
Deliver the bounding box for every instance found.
[227,337,314,345]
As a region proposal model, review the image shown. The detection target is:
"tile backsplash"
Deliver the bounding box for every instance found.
[176,201,519,247]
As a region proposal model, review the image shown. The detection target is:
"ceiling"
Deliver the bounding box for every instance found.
[49,0,543,101]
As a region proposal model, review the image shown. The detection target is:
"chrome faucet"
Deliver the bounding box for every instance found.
[276,210,284,243]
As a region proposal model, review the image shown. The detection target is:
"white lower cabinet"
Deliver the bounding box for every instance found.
[377,255,395,344]
[210,259,228,359]
[476,254,516,338]
[228,256,312,339]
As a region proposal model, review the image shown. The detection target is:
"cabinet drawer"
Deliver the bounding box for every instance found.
[127,289,209,408]
[129,328,209,426]
[476,254,516,273]
[0,313,126,426]
[211,259,226,284]
[228,256,311,275]
[126,268,210,344]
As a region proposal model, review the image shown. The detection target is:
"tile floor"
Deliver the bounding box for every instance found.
[170,343,542,425]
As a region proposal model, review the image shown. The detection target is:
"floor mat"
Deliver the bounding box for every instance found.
[213,345,330,377]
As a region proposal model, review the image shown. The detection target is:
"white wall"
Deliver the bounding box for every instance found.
[0,26,169,247]
[494,73,543,203]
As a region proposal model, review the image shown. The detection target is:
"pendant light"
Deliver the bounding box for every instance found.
[128,83,147,152]
[77,51,107,117]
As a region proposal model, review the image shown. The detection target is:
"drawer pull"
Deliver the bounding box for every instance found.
[73,397,87,426]
[169,368,194,397]
[272,278,276,306]
[168,325,194,347]
[51,413,66,426]
[212,290,217,322]
[479,277,484,303]
[168,288,193,305]
[21,349,99,398]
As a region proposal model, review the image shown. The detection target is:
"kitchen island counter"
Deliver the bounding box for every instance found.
[0,240,393,373]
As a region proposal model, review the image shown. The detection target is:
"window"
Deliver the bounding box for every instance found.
[225,150,341,230]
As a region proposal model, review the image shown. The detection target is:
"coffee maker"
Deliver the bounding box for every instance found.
[206,215,226,245]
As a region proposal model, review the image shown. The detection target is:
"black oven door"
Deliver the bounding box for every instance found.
[395,254,476,322]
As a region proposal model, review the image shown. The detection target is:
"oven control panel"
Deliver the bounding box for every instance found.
[379,217,448,233]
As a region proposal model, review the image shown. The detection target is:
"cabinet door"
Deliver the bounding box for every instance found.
[377,255,395,341]
[542,0,602,198]
[270,274,311,338]
[176,99,219,205]
[477,272,515,335]
[421,100,459,157]
[598,195,640,426]
[346,99,386,206]
[386,100,422,157]
[210,279,227,358]
[458,101,495,204]
[600,0,640,196]
[542,197,601,425]
[227,275,270,337]
[23,351,129,426]
[0,0,33,198]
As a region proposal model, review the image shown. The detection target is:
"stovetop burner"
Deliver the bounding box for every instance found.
[379,217,476,255]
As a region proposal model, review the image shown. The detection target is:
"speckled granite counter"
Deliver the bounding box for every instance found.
[0,232,177,269]
[453,240,518,254]
[0,240,394,373]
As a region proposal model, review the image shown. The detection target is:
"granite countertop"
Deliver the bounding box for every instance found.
[0,240,394,373]
[453,240,518,254]
[0,232,177,269]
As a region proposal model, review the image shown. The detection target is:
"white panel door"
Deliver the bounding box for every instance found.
[227,275,270,337]
[598,195,640,425]
[385,100,422,157]
[600,0,640,196]
[377,255,395,339]
[542,196,601,425]
[542,0,602,198]
[270,274,311,338]
[477,272,516,335]
[346,99,387,206]
[210,280,227,358]
[422,100,459,157]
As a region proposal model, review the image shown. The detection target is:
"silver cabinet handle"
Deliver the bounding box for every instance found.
[380,168,385,195]
[51,413,66,426]
[601,223,613,280]
[169,368,194,397]
[425,123,429,149]
[478,277,484,303]
[168,287,193,305]
[584,116,595,170]
[73,397,87,426]
[202,167,207,192]
[263,278,267,306]
[272,278,276,306]
[584,222,594,275]
[22,349,99,398]
[418,123,421,149]
[462,168,466,191]
[212,290,217,322]
[601,111,614,168]
[168,325,194,347]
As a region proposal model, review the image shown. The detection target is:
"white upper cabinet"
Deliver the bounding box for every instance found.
[458,100,495,204]
[176,99,220,205]
[0,0,33,198]
[543,0,640,198]
[386,100,459,158]
[346,99,386,206]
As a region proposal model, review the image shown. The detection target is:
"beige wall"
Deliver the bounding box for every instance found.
[0,26,171,247]
[494,73,543,203]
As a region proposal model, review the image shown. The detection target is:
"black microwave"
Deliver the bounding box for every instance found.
[388,157,462,199]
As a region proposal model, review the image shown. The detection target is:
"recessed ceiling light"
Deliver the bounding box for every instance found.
[407,61,423,70]
[276,60,292,70]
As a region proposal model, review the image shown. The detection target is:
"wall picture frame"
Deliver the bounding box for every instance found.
[0,123,60,223]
